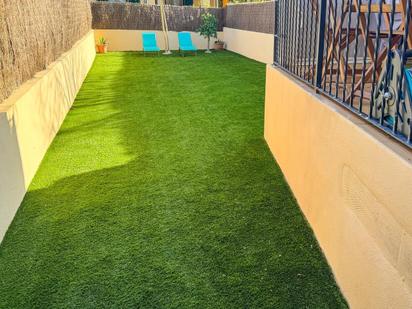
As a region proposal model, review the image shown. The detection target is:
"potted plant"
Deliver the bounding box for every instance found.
[198,13,218,53]
[96,37,108,54]
[214,40,225,50]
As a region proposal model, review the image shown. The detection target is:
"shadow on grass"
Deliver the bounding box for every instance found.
[0,52,347,308]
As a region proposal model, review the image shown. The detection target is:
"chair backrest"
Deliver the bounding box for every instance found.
[178,32,193,47]
[142,32,158,48]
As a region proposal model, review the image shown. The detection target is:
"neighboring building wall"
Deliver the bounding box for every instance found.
[193,0,218,8]
[0,0,92,103]
[0,32,96,242]
[264,65,412,308]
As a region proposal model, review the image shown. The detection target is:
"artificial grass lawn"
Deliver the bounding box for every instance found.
[0,51,347,308]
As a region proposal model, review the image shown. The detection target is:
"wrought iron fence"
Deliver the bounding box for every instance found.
[274,0,412,148]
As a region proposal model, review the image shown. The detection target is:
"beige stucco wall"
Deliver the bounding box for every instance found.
[264,65,412,308]
[223,27,273,64]
[0,31,96,242]
[94,29,224,52]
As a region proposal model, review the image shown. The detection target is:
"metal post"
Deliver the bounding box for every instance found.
[314,0,327,89]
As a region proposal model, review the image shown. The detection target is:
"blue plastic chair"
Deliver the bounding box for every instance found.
[142,32,160,56]
[405,68,412,100]
[178,32,197,56]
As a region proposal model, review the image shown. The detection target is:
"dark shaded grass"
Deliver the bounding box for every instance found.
[0,51,347,308]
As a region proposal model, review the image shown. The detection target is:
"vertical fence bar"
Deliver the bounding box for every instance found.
[380,0,397,126]
[359,0,372,113]
[322,0,332,90]
[335,0,346,98]
[274,0,279,64]
[349,0,362,107]
[285,0,292,70]
[315,0,328,88]
[302,0,309,80]
[297,0,304,78]
[290,0,297,74]
[281,0,286,66]
[292,0,300,75]
[308,0,316,85]
[280,0,286,66]
[394,0,411,135]
[342,0,354,103]
[369,0,384,118]
[328,0,339,94]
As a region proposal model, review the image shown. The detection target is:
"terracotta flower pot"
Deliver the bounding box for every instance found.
[214,41,225,50]
[97,44,108,54]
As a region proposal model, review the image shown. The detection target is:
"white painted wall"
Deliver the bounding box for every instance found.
[94,29,224,52]
[223,27,273,64]
[94,28,274,65]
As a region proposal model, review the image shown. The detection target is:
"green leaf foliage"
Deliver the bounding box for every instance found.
[198,12,218,39]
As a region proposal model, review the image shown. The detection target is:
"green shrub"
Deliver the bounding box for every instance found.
[198,13,218,52]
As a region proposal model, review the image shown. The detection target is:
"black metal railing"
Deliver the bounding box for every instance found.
[274,0,412,148]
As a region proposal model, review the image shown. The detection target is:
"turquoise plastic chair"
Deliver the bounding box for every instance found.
[178,32,197,56]
[142,32,160,56]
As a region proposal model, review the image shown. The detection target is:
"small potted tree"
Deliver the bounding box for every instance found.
[96,37,108,54]
[198,13,218,53]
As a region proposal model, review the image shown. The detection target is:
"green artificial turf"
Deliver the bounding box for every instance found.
[0,51,347,308]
